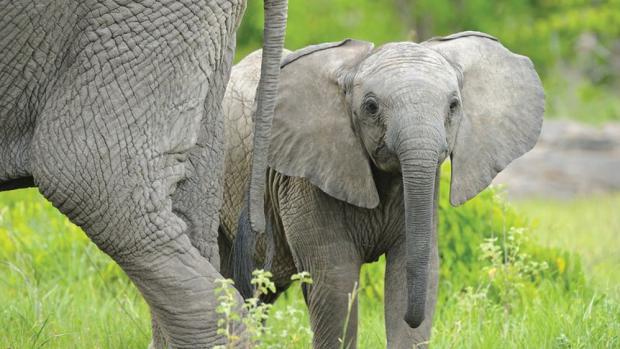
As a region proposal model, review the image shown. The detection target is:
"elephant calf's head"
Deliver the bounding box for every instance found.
[267,32,544,328]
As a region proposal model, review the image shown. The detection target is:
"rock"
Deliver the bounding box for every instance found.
[493,119,620,200]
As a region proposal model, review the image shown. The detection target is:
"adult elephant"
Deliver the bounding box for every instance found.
[0,0,287,347]
[219,32,544,348]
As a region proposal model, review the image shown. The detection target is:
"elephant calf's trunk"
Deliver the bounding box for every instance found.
[399,144,438,329]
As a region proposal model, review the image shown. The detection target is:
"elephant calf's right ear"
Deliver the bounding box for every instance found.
[268,39,381,209]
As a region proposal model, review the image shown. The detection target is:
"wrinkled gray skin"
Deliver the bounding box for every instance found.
[0,0,287,348]
[220,32,544,349]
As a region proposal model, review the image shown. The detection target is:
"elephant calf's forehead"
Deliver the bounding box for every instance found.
[358,43,456,88]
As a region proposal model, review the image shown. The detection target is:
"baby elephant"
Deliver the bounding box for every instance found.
[219,32,544,349]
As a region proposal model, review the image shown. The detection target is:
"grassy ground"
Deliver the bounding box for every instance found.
[0,189,150,348]
[517,195,620,300]
[1,189,618,348]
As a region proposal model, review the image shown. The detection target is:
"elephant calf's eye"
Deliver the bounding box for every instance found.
[449,99,459,115]
[363,97,380,116]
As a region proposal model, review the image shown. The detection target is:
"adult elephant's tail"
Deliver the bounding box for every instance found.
[247,0,288,234]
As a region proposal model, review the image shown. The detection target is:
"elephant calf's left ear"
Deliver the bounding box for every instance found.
[424,31,545,206]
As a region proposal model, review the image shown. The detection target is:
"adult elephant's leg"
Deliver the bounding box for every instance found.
[32,89,240,349]
[384,231,439,349]
[29,3,245,347]
[170,34,234,269]
[31,102,241,348]
[32,118,236,348]
[149,312,168,349]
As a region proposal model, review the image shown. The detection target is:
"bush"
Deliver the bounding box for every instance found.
[437,163,586,302]
[358,162,588,321]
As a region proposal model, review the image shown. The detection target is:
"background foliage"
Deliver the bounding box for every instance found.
[240,0,620,124]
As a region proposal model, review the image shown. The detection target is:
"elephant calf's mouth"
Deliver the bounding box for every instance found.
[373,141,400,172]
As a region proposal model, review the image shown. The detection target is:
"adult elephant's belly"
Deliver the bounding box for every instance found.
[0,120,35,189]
[0,106,37,188]
[0,178,35,192]
[0,66,37,187]
[0,1,80,188]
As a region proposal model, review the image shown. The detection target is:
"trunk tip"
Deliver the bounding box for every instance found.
[404,308,425,329]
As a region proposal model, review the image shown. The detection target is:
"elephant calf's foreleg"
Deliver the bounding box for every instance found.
[384,239,439,349]
[291,243,362,349]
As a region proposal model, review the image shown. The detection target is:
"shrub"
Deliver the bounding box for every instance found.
[358,162,587,318]
[437,163,585,303]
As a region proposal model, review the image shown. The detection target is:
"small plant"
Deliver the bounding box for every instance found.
[244,270,276,345]
[214,278,243,347]
[291,271,313,285]
[214,270,313,349]
[266,303,313,348]
[479,226,549,311]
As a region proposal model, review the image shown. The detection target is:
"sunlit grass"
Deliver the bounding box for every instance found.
[516,194,620,299]
[0,189,150,349]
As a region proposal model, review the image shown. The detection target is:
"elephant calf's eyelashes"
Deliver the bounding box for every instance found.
[448,99,459,116]
[362,94,380,117]
[445,98,459,127]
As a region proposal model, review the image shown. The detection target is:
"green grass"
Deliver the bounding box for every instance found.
[0,189,150,348]
[516,195,620,300]
[1,189,619,348]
